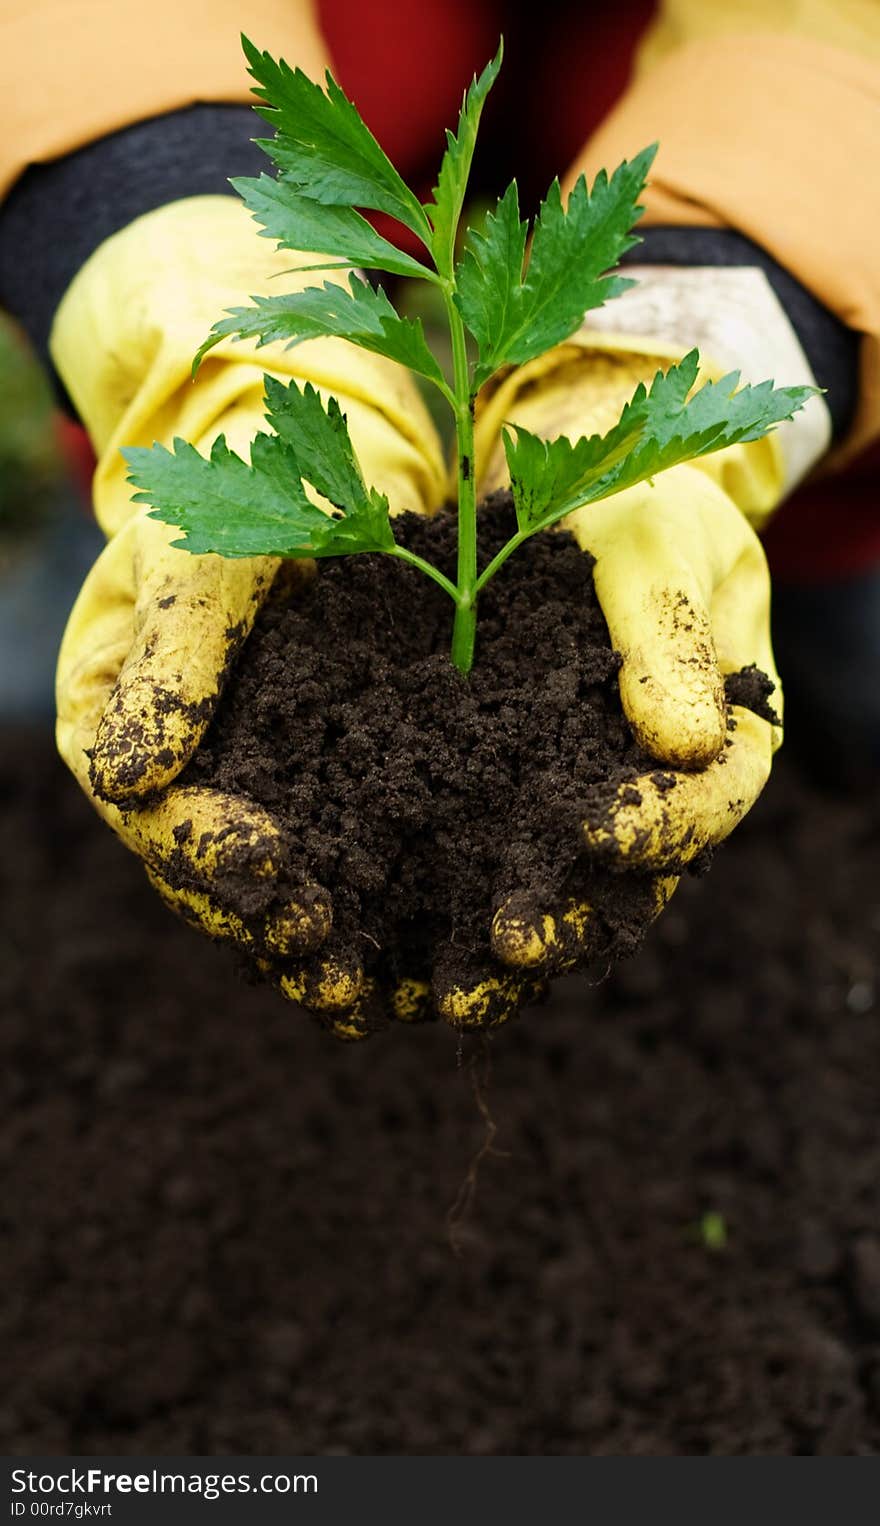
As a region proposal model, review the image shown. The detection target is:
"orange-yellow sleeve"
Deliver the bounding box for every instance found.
[566,0,880,464]
[0,0,331,200]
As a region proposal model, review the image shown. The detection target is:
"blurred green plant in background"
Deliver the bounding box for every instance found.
[0,318,102,718]
[0,314,64,561]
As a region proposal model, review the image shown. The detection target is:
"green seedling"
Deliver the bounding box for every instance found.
[124,36,814,675]
[699,1211,729,1252]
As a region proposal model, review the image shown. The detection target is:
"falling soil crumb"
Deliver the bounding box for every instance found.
[2,728,878,1454]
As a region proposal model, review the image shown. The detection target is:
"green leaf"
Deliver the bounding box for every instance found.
[309,491,396,557]
[456,145,657,388]
[242,35,430,242]
[454,182,527,389]
[263,376,393,547]
[195,275,447,391]
[232,174,433,281]
[426,40,503,273]
[123,384,396,560]
[522,146,658,342]
[123,434,329,558]
[503,349,817,533]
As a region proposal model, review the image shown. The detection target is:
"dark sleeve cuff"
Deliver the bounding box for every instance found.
[622,226,859,443]
[0,104,264,379]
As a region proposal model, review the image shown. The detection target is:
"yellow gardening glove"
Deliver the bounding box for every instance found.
[54,196,445,1014]
[433,338,787,1024]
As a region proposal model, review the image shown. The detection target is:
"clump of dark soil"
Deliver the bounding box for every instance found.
[182,494,755,1022]
[724,663,780,726]
[2,728,879,1455]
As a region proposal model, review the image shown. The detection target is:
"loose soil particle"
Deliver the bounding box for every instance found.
[180,494,761,1020]
[2,728,879,1454]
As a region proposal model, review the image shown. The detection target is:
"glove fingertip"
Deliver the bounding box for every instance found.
[90,673,212,803]
[264,885,333,957]
[490,893,558,969]
[279,946,365,1012]
[432,944,527,1030]
[619,666,726,770]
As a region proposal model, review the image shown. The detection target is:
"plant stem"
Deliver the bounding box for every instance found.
[474,528,528,595]
[443,286,478,675]
[451,586,477,675]
[387,543,459,603]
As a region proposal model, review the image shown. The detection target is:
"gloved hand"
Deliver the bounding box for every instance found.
[432,338,788,1025]
[53,195,446,1018]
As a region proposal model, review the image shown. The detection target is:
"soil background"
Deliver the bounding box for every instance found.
[2,726,879,1456]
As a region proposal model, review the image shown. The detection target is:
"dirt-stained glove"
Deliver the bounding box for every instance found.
[435,301,827,1022]
[53,195,446,1010]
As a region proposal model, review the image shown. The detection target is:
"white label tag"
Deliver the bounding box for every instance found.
[583,265,832,494]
